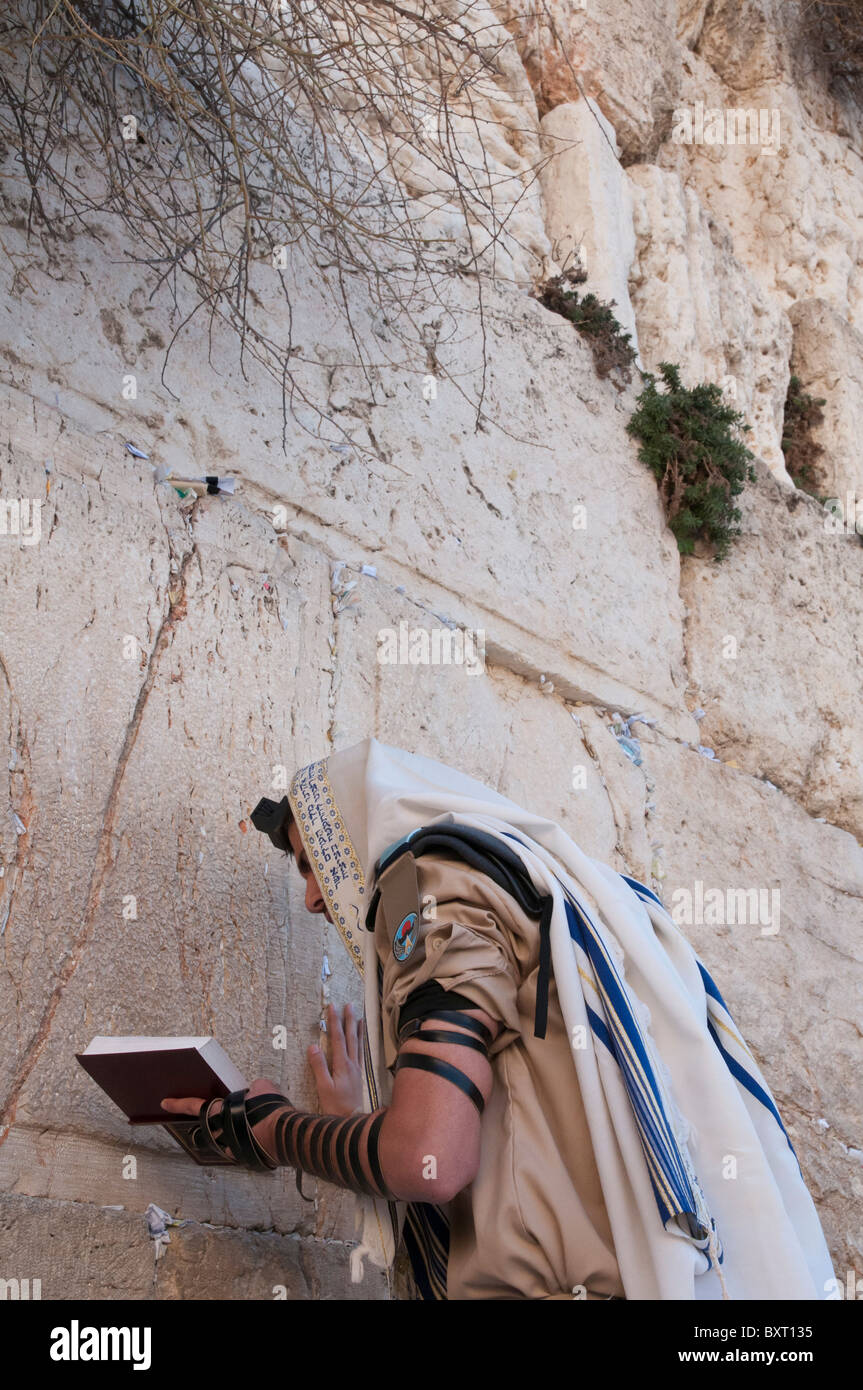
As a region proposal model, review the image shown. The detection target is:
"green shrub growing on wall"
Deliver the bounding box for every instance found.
[537,275,638,384]
[781,374,827,495]
[626,362,757,562]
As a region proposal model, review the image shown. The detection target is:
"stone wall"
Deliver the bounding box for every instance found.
[0,0,861,1299]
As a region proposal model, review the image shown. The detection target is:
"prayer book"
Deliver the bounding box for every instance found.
[76,1036,247,1166]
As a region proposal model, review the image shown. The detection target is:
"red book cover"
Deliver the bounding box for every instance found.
[76,1037,248,1166]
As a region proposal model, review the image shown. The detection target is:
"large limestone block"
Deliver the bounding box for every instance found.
[325,563,623,863]
[0,178,700,741]
[539,99,640,352]
[0,392,366,1245]
[0,1125,308,1238]
[0,1195,154,1300]
[505,0,863,336]
[279,284,696,733]
[497,0,684,161]
[679,460,863,841]
[636,730,863,1278]
[654,54,863,335]
[150,1214,390,1301]
[0,392,171,1104]
[628,162,793,482]
[0,1194,388,1300]
[788,298,863,500]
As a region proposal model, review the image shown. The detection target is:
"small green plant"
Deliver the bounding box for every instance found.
[781,374,827,494]
[537,275,637,384]
[626,362,757,562]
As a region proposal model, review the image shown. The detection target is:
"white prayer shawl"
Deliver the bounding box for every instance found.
[287,737,835,1301]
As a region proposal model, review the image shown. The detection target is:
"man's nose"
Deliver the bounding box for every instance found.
[306,877,325,914]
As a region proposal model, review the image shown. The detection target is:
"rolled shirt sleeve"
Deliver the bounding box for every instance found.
[374,850,524,1070]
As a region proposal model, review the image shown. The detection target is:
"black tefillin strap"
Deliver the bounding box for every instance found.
[395,1009,494,1115]
[365,822,556,1040]
[195,1090,285,1171]
[195,1088,399,1203]
[196,1091,316,1202]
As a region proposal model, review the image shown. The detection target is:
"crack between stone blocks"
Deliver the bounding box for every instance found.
[677,585,859,836]
[261,495,844,835]
[244,481,686,725]
[0,544,198,1144]
[0,651,35,1017]
[0,1189,350,1242]
[325,560,341,748]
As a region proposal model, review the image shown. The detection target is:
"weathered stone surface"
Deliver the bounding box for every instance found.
[0,1195,155,1300]
[788,298,863,501]
[0,1194,387,1300]
[629,162,793,481]
[539,99,640,351]
[0,177,700,740]
[679,460,863,842]
[326,568,625,864]
[633,731,863,1279]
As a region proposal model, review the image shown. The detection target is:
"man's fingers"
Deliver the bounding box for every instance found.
[160,1097,205,1115]
[343,1002,359,1063]
[327,1002,350,1071]
[308,1043,332,1084]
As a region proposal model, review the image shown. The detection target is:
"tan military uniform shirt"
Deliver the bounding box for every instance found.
[373,850,625,1301]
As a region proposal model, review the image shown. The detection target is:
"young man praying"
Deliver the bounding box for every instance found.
[162,738,834,1301]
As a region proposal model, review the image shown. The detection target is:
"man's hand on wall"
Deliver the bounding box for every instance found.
[308,1002,365,1116]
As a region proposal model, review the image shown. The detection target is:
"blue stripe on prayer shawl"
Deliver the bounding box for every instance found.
[695,958,731,1013]
[409,1205,448,1290]
[423,1203,450,1245]
[411,1219,445,1284]
[623,876,799,1170]
[420,1208,449,1275]
[562,893,709,1232]
[586,1003,614,1053]
[706,1019,799,1166]
[620,873,665,908]
[622,880,798,1224]
[696,958,795,1155]
[499,829,720,1252]
[403,1213,437,1300]
[563,897,695,1207]
[402,1197,448,1301]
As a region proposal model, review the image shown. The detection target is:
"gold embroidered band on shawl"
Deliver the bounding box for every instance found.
[287,755,401,1267]
[288,758,366,971]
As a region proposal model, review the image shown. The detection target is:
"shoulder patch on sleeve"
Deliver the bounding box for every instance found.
[377,852,423,964]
